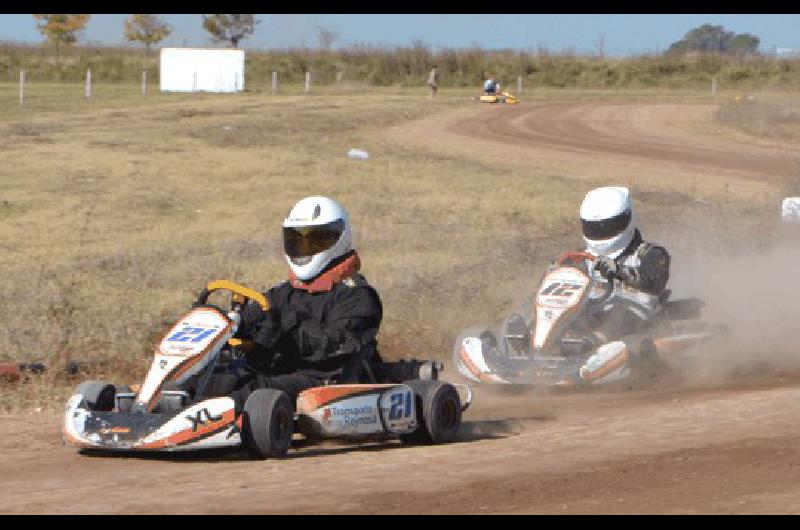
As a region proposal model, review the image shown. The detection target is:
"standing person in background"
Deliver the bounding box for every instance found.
[428,65,439,98]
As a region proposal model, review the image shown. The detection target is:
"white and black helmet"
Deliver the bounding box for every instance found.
[579,186,636,258]
[283,196,352,281]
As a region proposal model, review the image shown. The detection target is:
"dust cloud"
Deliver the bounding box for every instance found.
[663,219,800,386]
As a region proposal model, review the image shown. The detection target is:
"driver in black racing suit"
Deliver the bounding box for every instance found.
[179,196,435,411]
[502,187,671,377]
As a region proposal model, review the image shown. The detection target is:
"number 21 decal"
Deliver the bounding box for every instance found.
[389,391,413,420]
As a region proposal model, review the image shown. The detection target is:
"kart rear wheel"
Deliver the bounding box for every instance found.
[241,389,294,459]
[400,380,462,445]
[75,380,115,412]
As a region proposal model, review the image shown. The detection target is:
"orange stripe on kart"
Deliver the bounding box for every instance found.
[137,409,236,449]
[458,345,503,383]
[582,347,629,382]
[298,384,398,410]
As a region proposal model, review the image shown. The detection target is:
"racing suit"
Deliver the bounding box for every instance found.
[584,229,671,345]
[182,251,426,410]
[501,229,670,355]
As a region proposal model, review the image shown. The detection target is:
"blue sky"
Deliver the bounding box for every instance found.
[2,14,799,55]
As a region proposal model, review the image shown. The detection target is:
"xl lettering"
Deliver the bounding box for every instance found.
[185,408,224,432]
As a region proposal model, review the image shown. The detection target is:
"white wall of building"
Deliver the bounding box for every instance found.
[160,48,245,93]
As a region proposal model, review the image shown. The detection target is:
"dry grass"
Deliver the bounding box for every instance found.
[715,95,800,140]
[0,85,791,411]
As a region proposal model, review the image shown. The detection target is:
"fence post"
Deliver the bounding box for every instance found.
[19,70,24,106]
[517,75,522,94]
[142,70,147,96]
[336,71,343,84]
[711,76,717,96]
[193,71,198,91]
[272,71,278,94]
[85,69,91,99]
[305,71,311,93]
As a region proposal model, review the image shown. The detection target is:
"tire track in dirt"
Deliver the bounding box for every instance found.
[448,102,800,182]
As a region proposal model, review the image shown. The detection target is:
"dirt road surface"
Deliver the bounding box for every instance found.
[3,100,800,514]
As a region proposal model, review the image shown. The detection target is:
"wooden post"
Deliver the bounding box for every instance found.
[517,75,522,94]
[193,71,197,91]
[19,70,24,106]
[142,70,147,96]
[85,69,91,99]
[336,71,343,84]
[305,71,311,93]
[272,71,278,94]
[711,76,717,96]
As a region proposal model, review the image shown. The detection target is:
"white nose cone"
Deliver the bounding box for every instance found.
[782,197,800,223]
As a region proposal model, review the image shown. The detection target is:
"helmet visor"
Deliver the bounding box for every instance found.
[581,209,631,240]
[283,220,345,261]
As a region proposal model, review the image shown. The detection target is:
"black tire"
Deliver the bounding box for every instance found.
[75,380,115,412]
[241,389,294,459]
[400,380,462,445]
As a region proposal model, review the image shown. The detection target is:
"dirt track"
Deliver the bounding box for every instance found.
[3,100,800,514]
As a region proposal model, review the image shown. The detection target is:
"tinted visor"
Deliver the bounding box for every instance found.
[581,209,631,240]
[283,220,345,260]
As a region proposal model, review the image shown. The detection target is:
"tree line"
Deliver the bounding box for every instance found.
[33,16,763,58]
[33,14,260,59]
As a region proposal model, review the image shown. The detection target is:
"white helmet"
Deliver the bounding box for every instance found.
[282,196,352,281]
[579,186,636,258]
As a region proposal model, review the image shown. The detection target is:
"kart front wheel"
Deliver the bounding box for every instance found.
[400,380,462,445]
[241,389,294,459]
[75,380,116,412]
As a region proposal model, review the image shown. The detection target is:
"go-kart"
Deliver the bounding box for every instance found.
[478,91,519,104]
[453,252,726,388]
[64,280,471,458]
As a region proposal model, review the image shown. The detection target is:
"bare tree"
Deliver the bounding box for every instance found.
[202,14,259,48]
[595,33,606,58]
[316,26,340,50]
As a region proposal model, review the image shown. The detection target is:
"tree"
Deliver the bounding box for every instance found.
[124,14,172,55]
[316,26,339,50]
[668,23,760,55]
[33,14,90,63]
[202,14,259,48]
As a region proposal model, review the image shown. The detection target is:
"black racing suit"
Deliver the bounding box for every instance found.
[585,229,671,344]
[502,229,670,355]
[182,256,427,410]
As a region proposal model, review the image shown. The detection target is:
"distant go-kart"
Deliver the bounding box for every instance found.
[477,91,519,105]
[64,280,471,459]
[454,252,727,389]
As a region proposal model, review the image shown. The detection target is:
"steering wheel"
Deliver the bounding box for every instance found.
[193,280,270,350]
[554,251,614,305]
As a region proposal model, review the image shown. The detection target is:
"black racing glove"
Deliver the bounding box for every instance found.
[594,257,618,280]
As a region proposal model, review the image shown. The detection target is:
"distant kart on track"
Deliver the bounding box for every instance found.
[476,91,519,105]
[64,280,471,459]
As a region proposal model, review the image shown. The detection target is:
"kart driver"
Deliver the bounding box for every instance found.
[483,77,498,95]
[503,186,671,354]
[579,186,671,344]
[180,196,431,410]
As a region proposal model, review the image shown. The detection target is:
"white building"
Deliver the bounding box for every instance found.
[160,48,245,93]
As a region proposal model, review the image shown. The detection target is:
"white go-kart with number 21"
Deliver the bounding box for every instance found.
[64,280,471,459]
